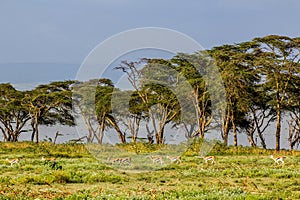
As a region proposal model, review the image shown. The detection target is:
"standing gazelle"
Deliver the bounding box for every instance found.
[108,157,131,165]
[147,155,164,165]
[198,156,216,165]
[6,158,20,166]
[42,156,56,162]
[270,155,286,165]
[166,156,182,164]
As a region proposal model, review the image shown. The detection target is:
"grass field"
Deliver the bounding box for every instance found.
[0,141,299,199]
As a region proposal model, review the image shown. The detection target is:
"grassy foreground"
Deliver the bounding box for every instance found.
[0,142,299,199]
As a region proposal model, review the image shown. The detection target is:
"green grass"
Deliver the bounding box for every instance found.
[0,141,299,199]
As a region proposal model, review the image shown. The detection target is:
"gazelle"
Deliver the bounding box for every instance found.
[147,155,163,165]
[108,157,131,165]
[42,156,56,162]
[119,157,131,165]
[108,157,121,165]
[166,156,182,164]
[270,155,286,165]
[6,158,20,166]
[198,156,216,165]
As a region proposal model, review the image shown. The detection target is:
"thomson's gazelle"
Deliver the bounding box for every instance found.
[6,158,20,166]
[147,155,163,165]
[166,156,182,164]
[108,157,131,165]
[270,155,286,165]
[42,156,56,162]
[198,156,216,165]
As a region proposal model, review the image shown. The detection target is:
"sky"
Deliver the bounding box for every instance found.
[1,0,300,88]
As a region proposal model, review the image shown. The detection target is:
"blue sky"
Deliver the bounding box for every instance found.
[1,0,300,88]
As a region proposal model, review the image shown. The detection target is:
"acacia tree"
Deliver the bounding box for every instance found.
[253,35,300,151]
[116,60,181,144]
[208,42,259,146]
[149,55,213,139]
[95,79,113,144]
[25,81,75,143]
[142,83,180,144]
[245,93,276,148]
[111,90,145,143]
[95,79,126,144]
[0,84,31,141]
[243,63,278,149]
[286,61,300,150]
[73,79,126,144]
[288,119,300,150]
[72,79,99,143]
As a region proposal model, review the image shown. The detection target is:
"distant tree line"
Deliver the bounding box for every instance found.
[1,35,300,150]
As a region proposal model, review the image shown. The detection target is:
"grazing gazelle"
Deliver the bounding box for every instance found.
[41,156,56,162]
[198,156,216,165]
[147,155,164,165]
[6,158,20,166]
[166,156,182,164]
[108,157,131,165]
[270,155,286,165]
[119,157,131,165]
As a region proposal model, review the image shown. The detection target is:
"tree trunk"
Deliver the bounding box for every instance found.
[232,112,238,146]
[156,126,165,144]
[31,119,36,142]
[257,131,267,149]
[83,117,94,143]
[12,131,18,142]
[114,125,126,143]
[252,109,267,149]
[127,116,139,143]
[0,126,8,142]
[290,143,294,150]
[246,120,256,147]
[223,130,229,146]
[98,116,105,144]
[222,112,230,146]
[275,104,281,151]
[107,118,126,143]
[199,118,205,139]
[146,124,154,144]
[53,131,59,144]
[233,127,237,146]
[35,117,39,143]
[248,135,256,147]
[7,133,12,142]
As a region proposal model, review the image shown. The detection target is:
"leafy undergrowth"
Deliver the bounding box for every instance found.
[0,142,299,199]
